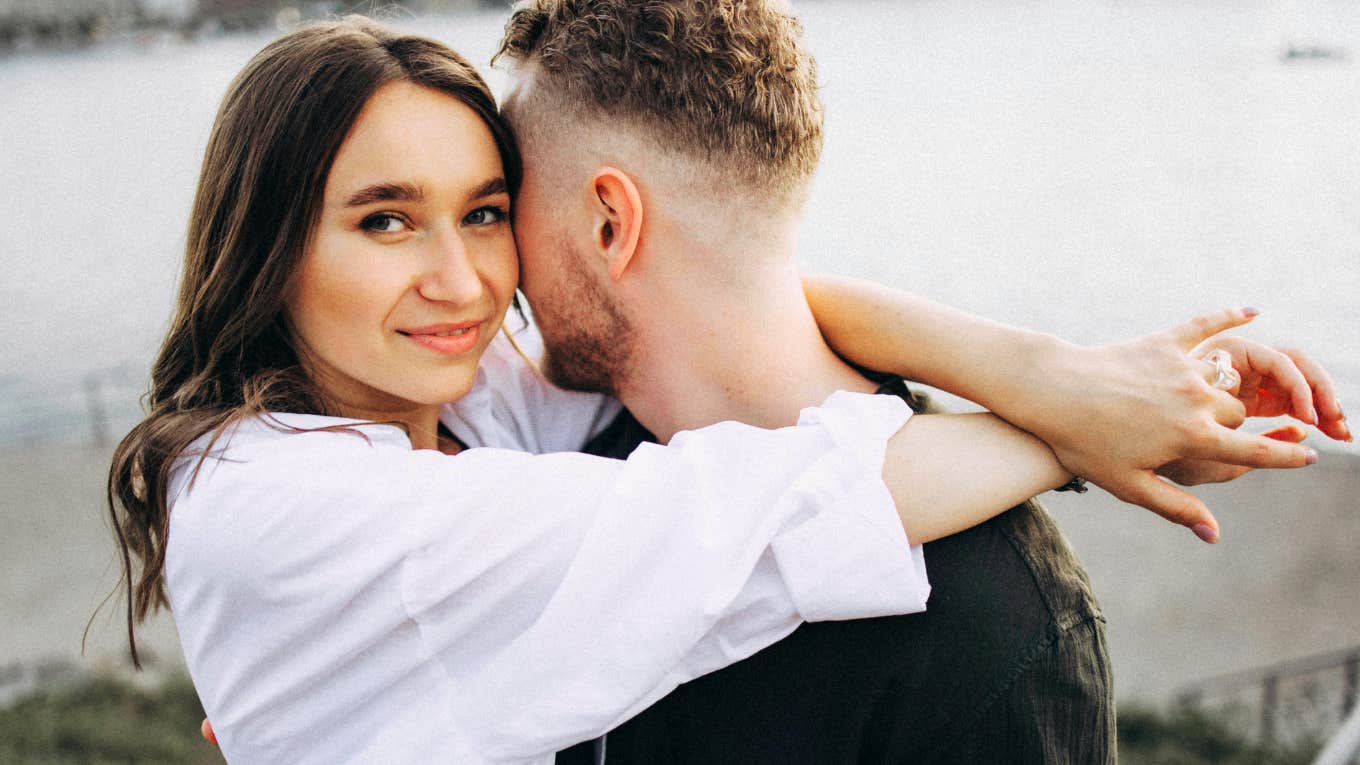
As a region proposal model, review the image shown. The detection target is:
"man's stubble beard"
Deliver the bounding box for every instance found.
[535,238,635,397]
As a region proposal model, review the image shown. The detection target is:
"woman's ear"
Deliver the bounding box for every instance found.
[589,166,643,281]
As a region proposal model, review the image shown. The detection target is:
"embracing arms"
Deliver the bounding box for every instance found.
[806,272,1350,539]
[880,409,1071,543]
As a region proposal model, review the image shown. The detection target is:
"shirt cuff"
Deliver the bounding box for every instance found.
[772,391,931,622]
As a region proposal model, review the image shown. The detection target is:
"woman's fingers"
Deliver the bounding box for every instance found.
[1195,349,1248,427]
[1262,423,1310,442]
[1193,338,1345,437]
[1280,347,1352,441]
[1179,316,1347,438]
[201,718,218,747]
[1171,307,1258,351]
[1209,391,1247,430]
[1184,426,1318,468]
[1156,425,1307,486]
[1153,421,1311,481]
[1107,471,1219,543]
[1247,344,1317,424]
[1322,416,1354,443]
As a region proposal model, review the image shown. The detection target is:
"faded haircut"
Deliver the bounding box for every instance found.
[495,0,824,204]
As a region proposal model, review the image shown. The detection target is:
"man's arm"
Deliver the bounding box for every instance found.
[804,272,1347,531]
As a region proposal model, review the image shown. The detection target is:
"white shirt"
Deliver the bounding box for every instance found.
[165,328,930,764]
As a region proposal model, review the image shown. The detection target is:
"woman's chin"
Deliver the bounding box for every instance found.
[422,373,479,407]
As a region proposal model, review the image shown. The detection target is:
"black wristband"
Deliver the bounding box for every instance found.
[1055,476,1089,493]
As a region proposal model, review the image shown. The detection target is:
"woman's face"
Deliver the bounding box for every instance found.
[289,81,518,416]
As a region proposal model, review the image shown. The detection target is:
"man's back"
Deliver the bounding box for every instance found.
[566,384,1114,764]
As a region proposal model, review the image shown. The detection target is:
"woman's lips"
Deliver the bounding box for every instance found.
[398,321,482,355]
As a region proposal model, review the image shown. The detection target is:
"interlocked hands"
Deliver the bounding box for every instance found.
[1003,308,1348,543]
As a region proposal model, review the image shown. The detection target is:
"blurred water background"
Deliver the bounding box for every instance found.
[1,0,1358,750]
[1,0,1358,448]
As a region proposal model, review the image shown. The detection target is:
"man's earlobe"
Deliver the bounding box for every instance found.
[591,167,643,281]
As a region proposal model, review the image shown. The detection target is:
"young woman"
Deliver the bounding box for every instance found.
[111,17,1341,764]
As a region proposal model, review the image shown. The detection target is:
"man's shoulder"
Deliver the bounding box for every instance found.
[586,384,1103,626]
[992,498,1103,627]
[904,383,1102,626]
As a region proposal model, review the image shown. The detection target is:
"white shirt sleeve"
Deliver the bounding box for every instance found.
[444,321,623,453]
[165,392,929,764]
[409,391,928,758]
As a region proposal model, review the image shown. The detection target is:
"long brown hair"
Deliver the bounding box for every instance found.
[104,16,520,667]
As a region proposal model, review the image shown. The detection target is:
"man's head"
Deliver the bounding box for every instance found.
[495,0,825,394]
[497,0,823,201]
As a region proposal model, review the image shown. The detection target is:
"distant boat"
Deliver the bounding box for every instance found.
[1281,44,1351,63]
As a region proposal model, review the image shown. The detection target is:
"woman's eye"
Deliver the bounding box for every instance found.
[463,206,508,226]
[360,213,408,234]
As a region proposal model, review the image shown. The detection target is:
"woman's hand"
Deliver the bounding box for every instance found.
[1190,335,1351,442]
[1154,338,1350,487]
[201,718,217,747]
[1014,309,1346,536]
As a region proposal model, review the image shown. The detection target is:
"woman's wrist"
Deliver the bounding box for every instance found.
[995,330,1074,410]
[938,325,1071,417]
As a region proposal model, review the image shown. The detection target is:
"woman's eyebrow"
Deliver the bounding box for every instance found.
[470,177,508,199]
[343,178,506,207]
[343,182,425,208]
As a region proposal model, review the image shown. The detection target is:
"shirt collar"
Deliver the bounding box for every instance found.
[218,412,414,450]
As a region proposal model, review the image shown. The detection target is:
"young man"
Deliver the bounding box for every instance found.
[489,1,1342,761]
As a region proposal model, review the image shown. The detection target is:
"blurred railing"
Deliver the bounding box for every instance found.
[0,364,146,449]
[1178,646,1360,751]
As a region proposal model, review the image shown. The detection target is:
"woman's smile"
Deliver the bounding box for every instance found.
[397,320,483,355]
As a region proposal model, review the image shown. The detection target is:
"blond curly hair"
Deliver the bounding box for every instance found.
[495,0,823,204]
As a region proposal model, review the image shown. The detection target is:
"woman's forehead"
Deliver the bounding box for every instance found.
[325,81,504,205]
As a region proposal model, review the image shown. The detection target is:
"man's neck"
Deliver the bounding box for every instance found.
[616,263,878,443]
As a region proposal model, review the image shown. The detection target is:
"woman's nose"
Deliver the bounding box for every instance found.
[417,229,483,306]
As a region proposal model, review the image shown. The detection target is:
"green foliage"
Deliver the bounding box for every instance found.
[1,675,1336,764]
[1119,703,1324,765]
[0,673,223,765]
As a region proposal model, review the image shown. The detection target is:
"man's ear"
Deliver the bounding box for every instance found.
[589,166,643,281]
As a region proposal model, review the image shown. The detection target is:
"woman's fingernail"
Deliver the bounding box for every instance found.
[1306,448,1319,465]
[1242,306,1260,318]
[1312,406,1321,425]
[1193,523,1219,544]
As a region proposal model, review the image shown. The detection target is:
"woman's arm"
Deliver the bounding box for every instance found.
[804,272,1062,408]
[448,314,1069,544]
[169,399,933,761]
[883,411,1073,543]
[805,272,1326,531]
[176,394,1095,759]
